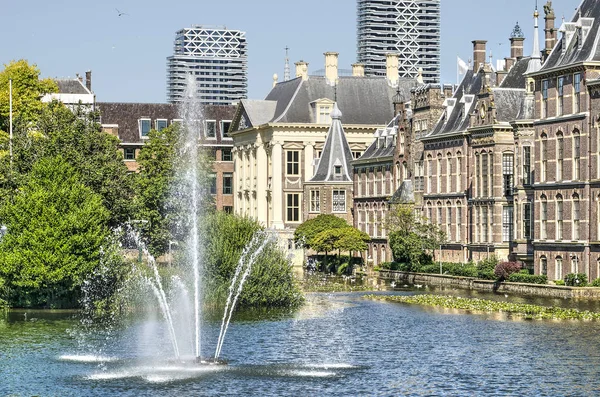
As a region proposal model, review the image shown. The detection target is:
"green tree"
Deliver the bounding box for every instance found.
[294,214,348,250]
[0,156,110,308]
[134,124,215,256]
[387,204,446,270]
[0,60,57,133]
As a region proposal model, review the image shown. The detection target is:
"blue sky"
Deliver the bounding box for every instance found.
[1,0,576,103]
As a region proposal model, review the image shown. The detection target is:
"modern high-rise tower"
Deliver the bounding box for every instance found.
[166,26,248,105]
[357,0,441,84]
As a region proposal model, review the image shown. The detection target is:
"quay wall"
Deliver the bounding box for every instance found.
[379,270,600,299]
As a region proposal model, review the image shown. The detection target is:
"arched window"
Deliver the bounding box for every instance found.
[395,162,401,189]
[475,152,480,197]
[556,194,563,240]
[427,201,433,223]
[437,201,443,225]
[556,256,563,280]
[541,133,548,182]
[573,193,580,240]
[437,153,442,194]
[573,129,581,180]
[427,155,433,193]
[540,194,548,240]
[540,256,547,276]
[446,152,453,193]
[446,201,452,241]
[456,201,462,241]
[456,152,462,192]
[556,131,564,181]
[571,255,579,274]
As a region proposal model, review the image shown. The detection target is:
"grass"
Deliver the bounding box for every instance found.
[364,294,600,321]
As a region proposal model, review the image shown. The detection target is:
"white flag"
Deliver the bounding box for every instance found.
[457,56,469,75]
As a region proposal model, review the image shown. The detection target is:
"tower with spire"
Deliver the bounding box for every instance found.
[303,103,354,224]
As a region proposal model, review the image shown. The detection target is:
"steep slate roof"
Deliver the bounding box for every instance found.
[55,79,91,94]
[355,116,399,163]
[390,180,414,204]
[309,103,353,183]
[241,75,416,126]
[427,70,482,137]
[97,102,178,144]
[493,88,526,122]
[500,56,530,89]
[540,0,600,71]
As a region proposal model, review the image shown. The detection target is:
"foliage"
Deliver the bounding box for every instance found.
[0,60,57,133]
[294,214,348,250]
[591,278,600,287]
[494,261,521,281]
[476,256,498,280]
[507,272,548,285]
[564,273,588,287]
[0,157,110,307]
[201,212,303,308]
[134,124,215,256]
[554,280,565,286]
[366,294,600,321]
[387,204,445,268]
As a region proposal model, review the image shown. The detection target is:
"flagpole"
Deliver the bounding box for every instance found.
[9,78,13,170]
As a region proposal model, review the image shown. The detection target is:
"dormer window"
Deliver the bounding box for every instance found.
[334,165,342,175]
[204,120,217,138]
[319,105,332,124]
[156,119,168,132]
[139,118,151,138]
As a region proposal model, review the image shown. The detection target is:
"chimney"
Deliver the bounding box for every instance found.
[85,70,92,91]
[504,56,515,71]
[510,36,525,59]
[386,53,399,86]
[324,52,339,85]
[472,40,487,72]
[496,70,508,86]
[544,1,557,59]
[295,61,309,81]
[352,63,365,77]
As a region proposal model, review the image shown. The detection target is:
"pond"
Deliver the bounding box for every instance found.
[2,291,600,396]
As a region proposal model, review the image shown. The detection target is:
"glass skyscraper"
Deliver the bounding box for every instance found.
[166,26,247,105]
[357,0,441,84]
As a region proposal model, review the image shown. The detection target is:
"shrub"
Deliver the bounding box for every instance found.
[477,256,498,280]
[564,273,588,287]
[494,261,521,281]
[554,280,565,286]
[507,272,548,285]
[592,278,600,287]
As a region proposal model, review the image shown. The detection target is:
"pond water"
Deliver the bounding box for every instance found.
[3,291,600,396]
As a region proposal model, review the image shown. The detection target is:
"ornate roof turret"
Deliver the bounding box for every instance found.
[511,22,525,39]
[526,4,543,74]
[309,103,353,183]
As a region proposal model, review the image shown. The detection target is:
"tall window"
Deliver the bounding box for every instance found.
[571,256,579,274]
[475,153,480,196]
[556,257,563,280]
[482,153,489,197]
[541,256,547,276]
[222,173,233,194]
[205,120,217,138]
[427,156,433,193]
[456,154,462,192]
[446,204,452,240]
[574,73,582,113]
[573,195,580,240]
[209,173,217,195]
[437,203,442,226]
[437,154,442,194]
[286,193,300,222]
[557,133,564,181]
[557,76,564,116]
[310,190,320,213]
[456,204,462,241]
[556,195,563,240]
[447,156,452,193]
[574,132,581,180]
[503,153,514,196]
[286,151,299,175]
[482,206,489,243]
[523,146,532,186]
[503,206,514,242]
[332,190,346,212]
[139,118,151,138]
[220,120,232,138]
[541,196,548,240]
[523,202,532,240]
[541,134,548,182]
[542,79,549,118]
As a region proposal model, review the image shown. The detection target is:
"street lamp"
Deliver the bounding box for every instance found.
[168,240,179,267]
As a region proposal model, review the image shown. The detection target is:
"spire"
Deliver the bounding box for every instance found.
[284,46,290,81]
[532,3,541,59]
[309,103,353,183]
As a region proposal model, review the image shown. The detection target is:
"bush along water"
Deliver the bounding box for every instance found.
[564,273,588,287]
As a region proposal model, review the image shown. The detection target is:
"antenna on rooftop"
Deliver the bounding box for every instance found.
[284,46,290,81]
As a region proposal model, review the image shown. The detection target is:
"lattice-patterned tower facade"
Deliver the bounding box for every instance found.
[357,0,440,84]
[167,26,247,105]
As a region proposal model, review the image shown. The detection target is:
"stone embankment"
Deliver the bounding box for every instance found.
[379,270,600,299]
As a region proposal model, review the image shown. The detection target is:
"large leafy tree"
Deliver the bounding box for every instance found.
[387,204,446,270]
[294,214,349,250]
[0,157,110,308]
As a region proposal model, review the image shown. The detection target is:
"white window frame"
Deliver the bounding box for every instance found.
[139,118,151,139]
[155,119,168,132]
[332,190,346,213]
[220,120,232,139]
[204,120,217,139]
[310,190,321,213]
